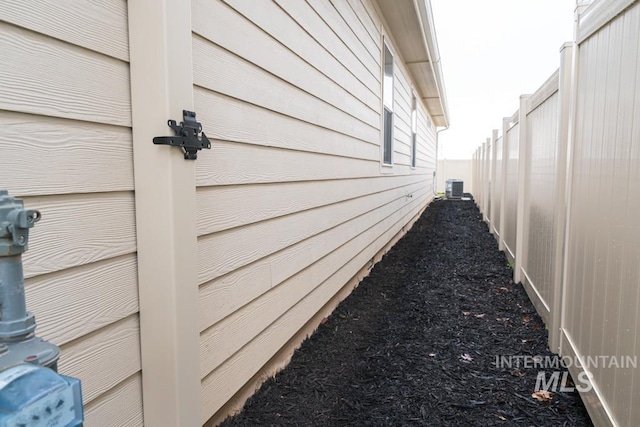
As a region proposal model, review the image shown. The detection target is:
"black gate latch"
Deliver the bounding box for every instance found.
[153,110,211,160]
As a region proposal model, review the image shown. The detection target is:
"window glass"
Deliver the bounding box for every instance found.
[382,42,394,165]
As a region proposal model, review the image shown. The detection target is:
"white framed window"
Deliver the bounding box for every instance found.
[411,94,417,168]
[382,40,394,166]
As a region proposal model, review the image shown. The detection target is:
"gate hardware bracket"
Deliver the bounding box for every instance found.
[153,110,211,160]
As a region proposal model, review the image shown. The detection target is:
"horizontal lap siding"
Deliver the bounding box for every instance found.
[193,0,438,422]
[564,4,640,425]
[417,107,436,163]
[522,92,559,316]
[273,0,380,102]
[393,70,414,166]
[201,193,427,417]
[0,2,142,425]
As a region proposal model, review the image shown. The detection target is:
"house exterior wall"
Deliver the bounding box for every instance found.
[189,0,438,423]
[0,2,143,426]
[1,0,446,424]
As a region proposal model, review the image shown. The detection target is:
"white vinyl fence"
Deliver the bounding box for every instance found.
[473,1,640,426]
[436,159,473,194]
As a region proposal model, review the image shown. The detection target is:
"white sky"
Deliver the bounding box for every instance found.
[431,0,576,159]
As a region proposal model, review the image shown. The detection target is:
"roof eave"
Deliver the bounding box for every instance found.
[375,0,450,127]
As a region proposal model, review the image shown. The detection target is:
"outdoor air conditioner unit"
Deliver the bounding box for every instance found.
[446,179,464,199]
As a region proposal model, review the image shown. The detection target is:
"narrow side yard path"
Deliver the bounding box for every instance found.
[222,199,592,426]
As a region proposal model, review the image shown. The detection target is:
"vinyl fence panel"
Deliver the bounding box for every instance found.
[492,134,503,239]
[561,2,640,425]
[503,119,519,263]
[470,2,640,425]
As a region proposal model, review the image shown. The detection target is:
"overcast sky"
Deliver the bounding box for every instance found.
[430,0,576,159]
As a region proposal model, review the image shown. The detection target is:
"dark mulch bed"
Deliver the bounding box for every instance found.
[222,198,593,426]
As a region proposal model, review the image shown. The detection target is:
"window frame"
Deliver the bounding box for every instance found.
[381,38,394,167]
[410,93,418,169]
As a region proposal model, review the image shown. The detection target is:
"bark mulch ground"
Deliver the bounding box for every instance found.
[222,198,593,426]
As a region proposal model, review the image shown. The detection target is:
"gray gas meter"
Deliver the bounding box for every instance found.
[0,191,83,426]
[0,364,82,426]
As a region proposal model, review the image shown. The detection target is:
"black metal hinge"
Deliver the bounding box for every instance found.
[153,110,211,160]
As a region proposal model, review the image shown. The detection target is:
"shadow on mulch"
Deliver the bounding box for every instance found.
[221,198,593,426]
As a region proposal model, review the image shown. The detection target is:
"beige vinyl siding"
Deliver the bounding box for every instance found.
[200,196,425,417]
[563,3,640,425]
[272,0,379,103]
[394,71,437,170]
[0,2,142,425]
[503,121,519,261]
[82,373,143,426]
[416,104,437,179]
[306,0,381,79]
[192,0,437,422]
